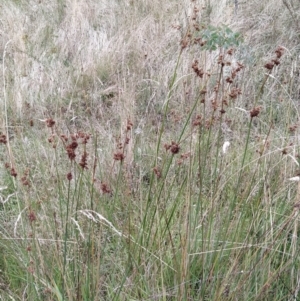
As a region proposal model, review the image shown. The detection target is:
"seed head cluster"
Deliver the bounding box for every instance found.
[79,151,88,169]
[113,119,133,162]
[0,134,7,144]
[164,141,180,154]
[66,172,73,181]
[192,60,204,78]
[153,166,161,179]
[100,182,112,194]
[250,107,261,118]
[28,210,36,223]
[66,141,78,161]
[264,46,285,71]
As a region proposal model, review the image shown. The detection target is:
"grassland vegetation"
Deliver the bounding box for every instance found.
[1,0,300,300]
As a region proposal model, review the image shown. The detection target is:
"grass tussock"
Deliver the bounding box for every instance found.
[1,0,300,300]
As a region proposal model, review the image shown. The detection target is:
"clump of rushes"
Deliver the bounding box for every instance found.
[2,1,299,301]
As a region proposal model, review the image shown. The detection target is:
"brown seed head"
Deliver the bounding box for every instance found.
[192,60,204,78]
[164,143,171,151]
[114,152,125,161]
[289,124,298,133]
[264,62,274,70]
[66,142,78,161]
[46,118,55,128]
[250,107,261,118]
[79,151,88,169]
[180,38,189,50]
[272,58,280,66]
[126,119,133,131]
[275,46,285,58]
[227,48,234,55]
[67,172,73,181]
[101,182,112,194]
[153,166,161,179]
[226,77,233,84]
[83,134,90,144]
[28,210,36,223]
[10,168,17,178]
[71,134,77,141]
[170,141,180,154]
[192,115,202,127]
[229,87,242,99]
[60,134,68,143]
[0,134,7,144]
[77,132,90,144]
[217,54,224,65]
[235,62,244,73]
[21,173,30,186]
[69,141,78,149]
[48,135,54,144]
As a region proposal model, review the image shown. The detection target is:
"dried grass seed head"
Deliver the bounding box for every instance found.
[0,134,7,144]
[229,87,242,99]
[126,119,133,131]
[46,118,55,128]
[28,210,36,223]
[170,141,180,154]
[192,115,202,127]
[275,46,285,58]
[250,107,261,118]
[101,182,112,194]
[153,166,161,178]
[192,60,204,78]
[79,151,88,169]
[264,62,274,70]
[66,141,78,161]
[114,152,125,161]
[67,172,73,181]
[10,168,17,178]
